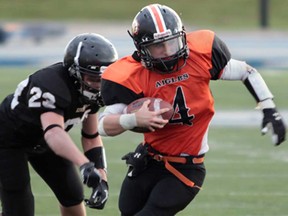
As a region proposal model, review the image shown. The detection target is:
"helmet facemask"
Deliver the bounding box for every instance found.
[138,31,188,74]
[69,41,106,106]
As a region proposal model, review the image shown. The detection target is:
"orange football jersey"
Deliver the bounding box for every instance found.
[101,30,231,156]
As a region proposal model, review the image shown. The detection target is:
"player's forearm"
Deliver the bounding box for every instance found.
[98,115,127,136]
[221,59,274,105]
[44,127,89,166]
[243,70,273,103]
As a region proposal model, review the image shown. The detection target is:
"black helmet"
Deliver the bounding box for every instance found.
[63,33,118,105]
[128,4,189,73]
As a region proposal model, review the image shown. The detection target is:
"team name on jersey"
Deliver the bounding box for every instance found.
[155,73,189,88]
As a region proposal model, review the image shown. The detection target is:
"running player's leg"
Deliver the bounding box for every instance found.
[119,162,161,216]
[0,148,34,216]
[29,151,85,216]
[136,163,206,216]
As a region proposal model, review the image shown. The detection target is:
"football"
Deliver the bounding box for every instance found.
[125,97,174,133]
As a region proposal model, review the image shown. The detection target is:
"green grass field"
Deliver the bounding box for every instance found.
[0,67,287,215]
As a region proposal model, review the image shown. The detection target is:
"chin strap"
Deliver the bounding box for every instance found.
[82,90,104,107]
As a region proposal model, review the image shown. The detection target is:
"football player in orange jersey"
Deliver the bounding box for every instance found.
[98,4,286,216]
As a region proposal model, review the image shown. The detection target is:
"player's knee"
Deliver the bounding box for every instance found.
[1,184,34,215]
[1,178,31,201]
[119,204,139,216]
[59,198,84,208]
[57,190,84,207]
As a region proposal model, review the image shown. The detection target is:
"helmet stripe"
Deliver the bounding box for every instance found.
[74,41,83,66]
[147,4,166,33]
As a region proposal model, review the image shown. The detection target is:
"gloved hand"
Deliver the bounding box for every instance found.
[80,162,101,188]
[261,108,286,145]
[85,180,108,209]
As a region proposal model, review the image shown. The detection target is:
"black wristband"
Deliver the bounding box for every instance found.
[84,147,107,171]
[81,130,99,139]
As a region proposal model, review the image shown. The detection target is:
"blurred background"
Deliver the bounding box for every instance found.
[0,0,288,215]
[1,0,288,68]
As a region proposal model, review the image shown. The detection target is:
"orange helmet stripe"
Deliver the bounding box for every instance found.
[148,4,166,33]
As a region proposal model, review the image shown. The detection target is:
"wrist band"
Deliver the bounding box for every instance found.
[258,99,276,109]
[85,147,107,172]
[119,113,137,130]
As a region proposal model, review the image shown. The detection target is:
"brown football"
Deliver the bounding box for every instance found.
[125,97,174,133]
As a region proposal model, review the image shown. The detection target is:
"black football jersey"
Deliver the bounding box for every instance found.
[0,62,100,149]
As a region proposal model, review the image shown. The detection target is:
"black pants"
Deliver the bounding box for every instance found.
[119,160,206,216]
[0,148,83,216]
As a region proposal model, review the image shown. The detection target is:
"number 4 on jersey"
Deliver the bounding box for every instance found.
[169,86,194,125]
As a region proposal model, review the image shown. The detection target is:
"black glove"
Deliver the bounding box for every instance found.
[80,162,101,188]
[261,108,286,145]
[121,144,151,177]
[85,180,108,209]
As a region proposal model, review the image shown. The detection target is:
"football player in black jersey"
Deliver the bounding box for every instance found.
[0,33,118,216]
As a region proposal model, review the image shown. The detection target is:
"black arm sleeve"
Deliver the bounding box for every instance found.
[210,35,231,80]
[101,79,144,105]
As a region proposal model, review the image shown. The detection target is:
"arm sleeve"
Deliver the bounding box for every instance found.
[101,79,143,105]
[98,103,127,122]
[220,59,273,103]
[210,35,231,80]
[97,103,128,136]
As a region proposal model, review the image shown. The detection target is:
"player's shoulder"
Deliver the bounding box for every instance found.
[187,29,215,40]
[102,55,142,82]
[32,62,66,82]
[186,30,216,53]
[31,62,72,102]
[101,55,145,105]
